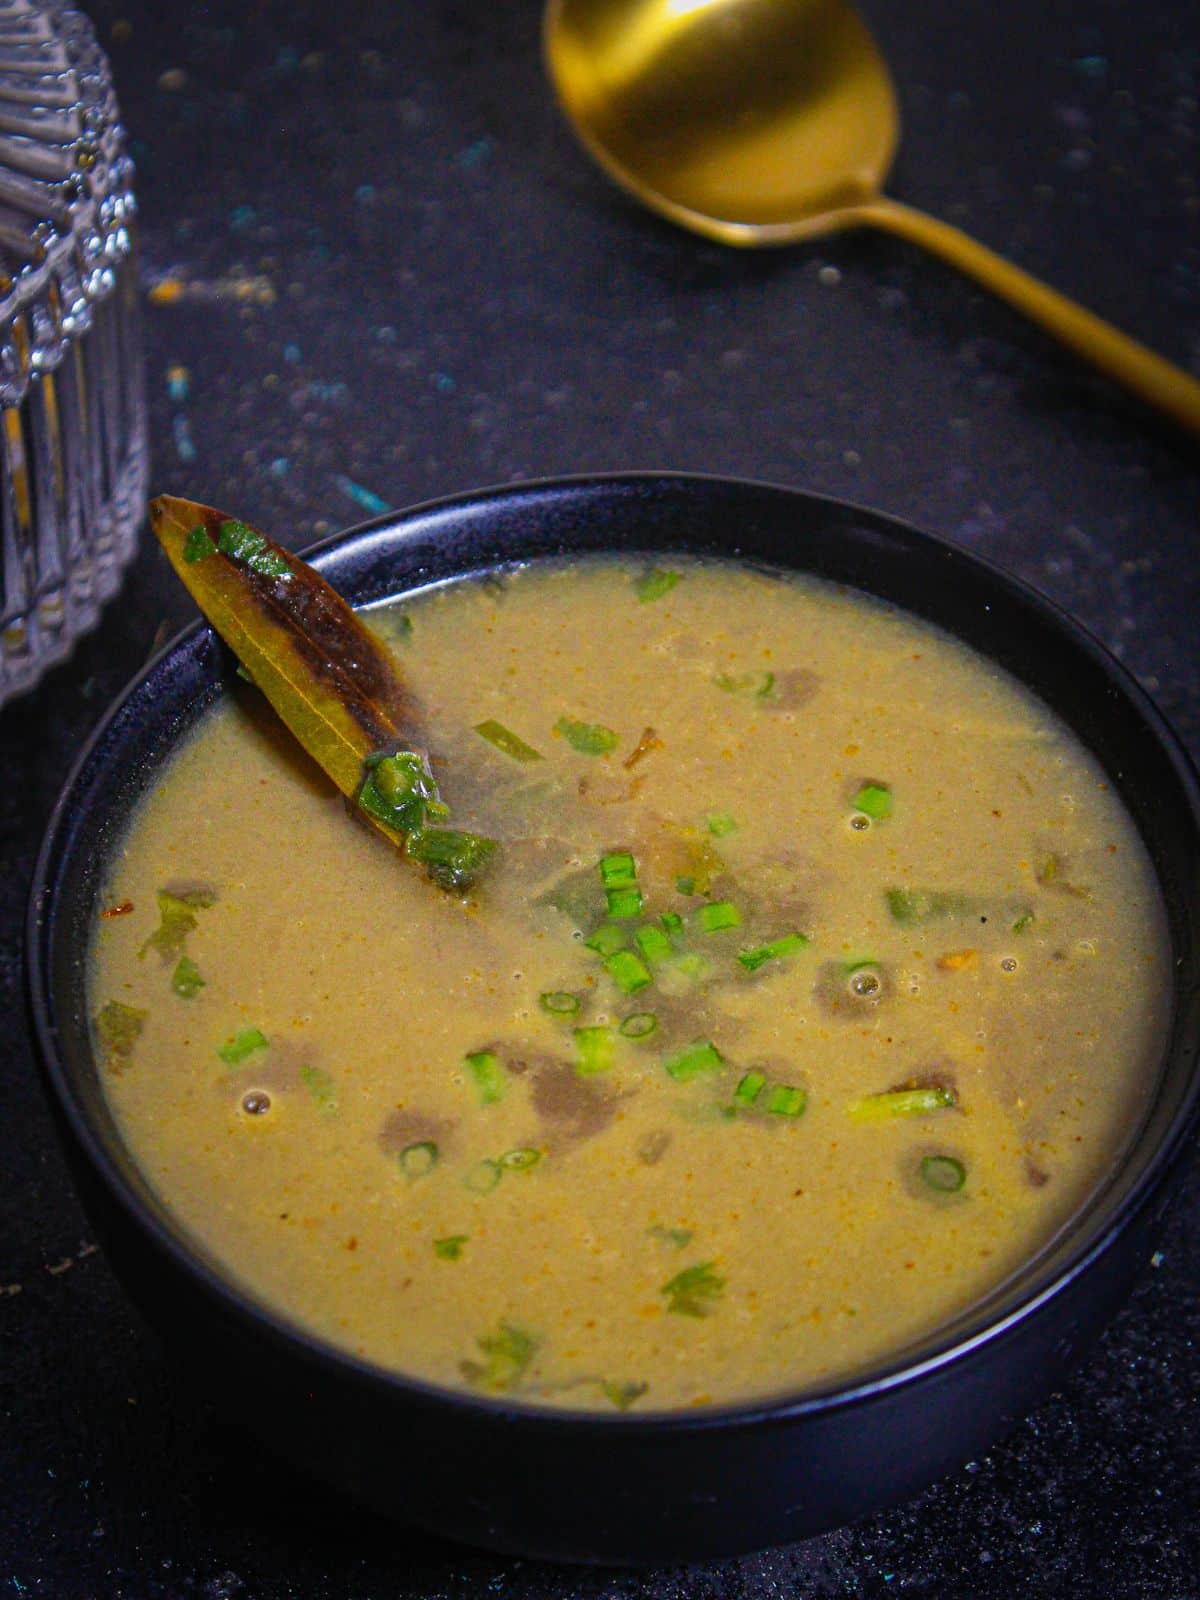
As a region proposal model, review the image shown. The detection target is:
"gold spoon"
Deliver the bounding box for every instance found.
[544,0,1200,437]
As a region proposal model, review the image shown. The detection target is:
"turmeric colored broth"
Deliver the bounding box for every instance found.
[90,558,1170,1410]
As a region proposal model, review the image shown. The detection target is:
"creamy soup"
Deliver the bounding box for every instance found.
[90,558,1170,1410]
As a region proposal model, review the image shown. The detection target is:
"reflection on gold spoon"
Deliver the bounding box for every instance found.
[545,0,1200,436]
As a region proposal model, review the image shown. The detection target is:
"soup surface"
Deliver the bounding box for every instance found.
[91,557,1170,1410]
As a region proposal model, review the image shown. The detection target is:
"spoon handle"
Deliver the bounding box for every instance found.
[858,196,1200,438]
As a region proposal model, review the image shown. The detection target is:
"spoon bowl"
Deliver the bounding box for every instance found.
[545,0,1200,433]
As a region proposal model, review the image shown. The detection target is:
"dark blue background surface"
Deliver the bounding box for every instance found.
[2,1,1197,1593]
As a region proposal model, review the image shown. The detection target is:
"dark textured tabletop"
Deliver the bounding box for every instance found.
[3,0,1199,1594]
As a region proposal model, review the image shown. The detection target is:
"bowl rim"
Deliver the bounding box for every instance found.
[27,469,1200,1435]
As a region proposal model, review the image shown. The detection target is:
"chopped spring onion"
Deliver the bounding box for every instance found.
[604,949,652,994]
[672,951,709,982]
[556,716,619,755]
[464,1158,503,1193]
[406,826,498,893]
[737,931,811,972]
[665,1039,724,1082]
[358,750,440,835]
[539,990,581,1016]
[599,851,637,888]
[619,1011,658,1039]
[474,719,544,763]
[500,1146,542,1171]
[465,1049,505,1105]
[605,885,644,920]
[765,1083,807,1118]
[585,923,628,957]
[675,875,696,896]
[217,1027,268,1065]
[217,518,292,580]
[733,1071,766,1107]
[635,924,673,965]
[706,811,738,837]
[921,1154,967,1193]
[713,669,775,700]
[660,910,684,937]
[661,1260,725,1317]
[848,1086,957,1122]
[171,955,205,998]
[139,886,216,962]
[852,782,893,820]
[434,1234,468,1260]
[842,955,879,974]
[183,524,215,562]
[399,1139,439,1178]
[300,1063,338,1113]
[1012,911,1035,934]
[885,888,975,925]
[575,1024,616,1076]
[696,900,741,933]
[460,1321,537,1392]
[636,567,681,603]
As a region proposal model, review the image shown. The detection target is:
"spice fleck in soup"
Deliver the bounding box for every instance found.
[90,558,1170,1410]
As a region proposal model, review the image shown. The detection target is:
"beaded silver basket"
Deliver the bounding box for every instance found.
[0,0,145,706]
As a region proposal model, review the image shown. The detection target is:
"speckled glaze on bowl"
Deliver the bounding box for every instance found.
[26,475,1200,1564]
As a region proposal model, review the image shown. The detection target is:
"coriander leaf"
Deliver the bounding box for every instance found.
[662,1260,725,1317]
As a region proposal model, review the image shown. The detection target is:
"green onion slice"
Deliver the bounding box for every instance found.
[575,1024,616,1076]
[852,782,893,820]
[465,1048,505,1105]
[464,1158,503,1193]
[619,1011,658,1039]
[921,1154,967,1192]
[660,911,684,937]
[713,669,774,700]
[599,851,637,888]
[474,719,544,763]
[434,1234,468,1259]
[539,990,581,1016]
[500,1146,542,1172]
[636,567,681,603]
[765,1083,807,1118]
[848,1086,957,1122]
[171,955,205,998]
[706,811,738,837]
[665,1039,724,1082]
[217,1026,268,1065]
[585,923,628,956]
[605,885,644,920]
[696,901,741,933]
[604,949,652,994]
[400,1139,439,1178]
[556,717,619,755]
[737,931,811,972]
[733,1070,766,1107]
[635,925,673,965]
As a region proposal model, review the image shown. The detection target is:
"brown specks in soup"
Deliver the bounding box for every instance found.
[89,556,1171,1412]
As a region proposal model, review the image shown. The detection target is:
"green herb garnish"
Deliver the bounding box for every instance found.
[464,1158,503,1193]
[706,811,738,837]
[635,924,673,965]
[921,1154,967,1192]
[636,568,681,603]
[139,887,216,962]
[604,949,652,994]
[665,1039,724,1082]
[539,990,581,1016]
[660,910,684,938]
[300,1063,338,1113]
[737,932,810,972]
[619,1011,658,1039]
[183,524,215,563]
[1012,911,1035,934]
[358,750,441,835]
[474,719,543,763]
[406,826,498,893]
[465,1049,505,1106]
[848,1086,956,1121]
[170,956,205,998]
[662,1260,725,1317]
[601,1379,649,1410]
[605,885,644,920]
[217,1027,268,1065]
[713,669,774,700]
[585,923,627,957]
[884,888,976,925]
[852,782,893,820]
[765,1083,807,1118]
[217,518,292,580]
[499,1147,542,1172]
[460,1321,538,1393]
[556,717,618,755]
[599,851,637,888]
[733,1070,766,1107]
[696,900,741,933]
[399,1139,439,1178]
[648,1224,693,1249]
[434,1234,468,1260]
[575,1024,616,1076]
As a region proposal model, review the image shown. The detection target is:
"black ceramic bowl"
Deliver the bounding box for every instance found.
[27,475,1200,1565]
